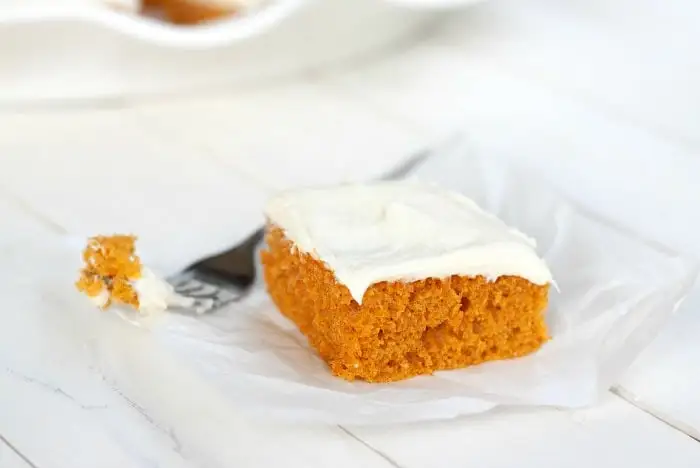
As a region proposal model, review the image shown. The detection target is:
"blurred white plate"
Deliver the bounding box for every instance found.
[0,0,306,48]
[0,0,442,104]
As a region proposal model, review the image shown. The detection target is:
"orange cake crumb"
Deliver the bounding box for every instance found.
[262,227,550,383]
[75,235,142,310]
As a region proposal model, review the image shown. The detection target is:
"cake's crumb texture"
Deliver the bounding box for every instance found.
[262,227,550,383]
[76,235,142,310]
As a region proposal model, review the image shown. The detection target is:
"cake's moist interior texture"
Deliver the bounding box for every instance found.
[262,227,550,383]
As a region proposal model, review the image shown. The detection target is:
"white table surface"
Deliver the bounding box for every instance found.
[2,0,700,466]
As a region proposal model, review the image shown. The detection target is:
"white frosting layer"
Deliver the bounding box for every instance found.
[265,182,553,303]
[132,268,195,314]
[132,268,177,314]
[90,289,110,308]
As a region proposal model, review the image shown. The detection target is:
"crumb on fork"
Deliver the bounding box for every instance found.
[76,235,142,310]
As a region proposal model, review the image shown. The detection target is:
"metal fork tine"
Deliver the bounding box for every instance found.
[183,229,264,286]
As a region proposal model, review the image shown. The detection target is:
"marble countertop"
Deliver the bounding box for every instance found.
[2,0,700,466]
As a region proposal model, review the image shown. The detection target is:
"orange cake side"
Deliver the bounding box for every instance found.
[261,226,550,383]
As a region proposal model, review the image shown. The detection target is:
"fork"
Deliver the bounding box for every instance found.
[167,149,431,315]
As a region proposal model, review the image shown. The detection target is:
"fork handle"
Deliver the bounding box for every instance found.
[185,228,264,287]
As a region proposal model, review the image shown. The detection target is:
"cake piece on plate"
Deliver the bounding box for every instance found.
[261,182,553,383]
[144,0,266,24]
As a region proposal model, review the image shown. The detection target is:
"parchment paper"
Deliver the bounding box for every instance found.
[148,139,697,424]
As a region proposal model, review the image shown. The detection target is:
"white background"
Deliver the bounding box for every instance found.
[1,0,699,466]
